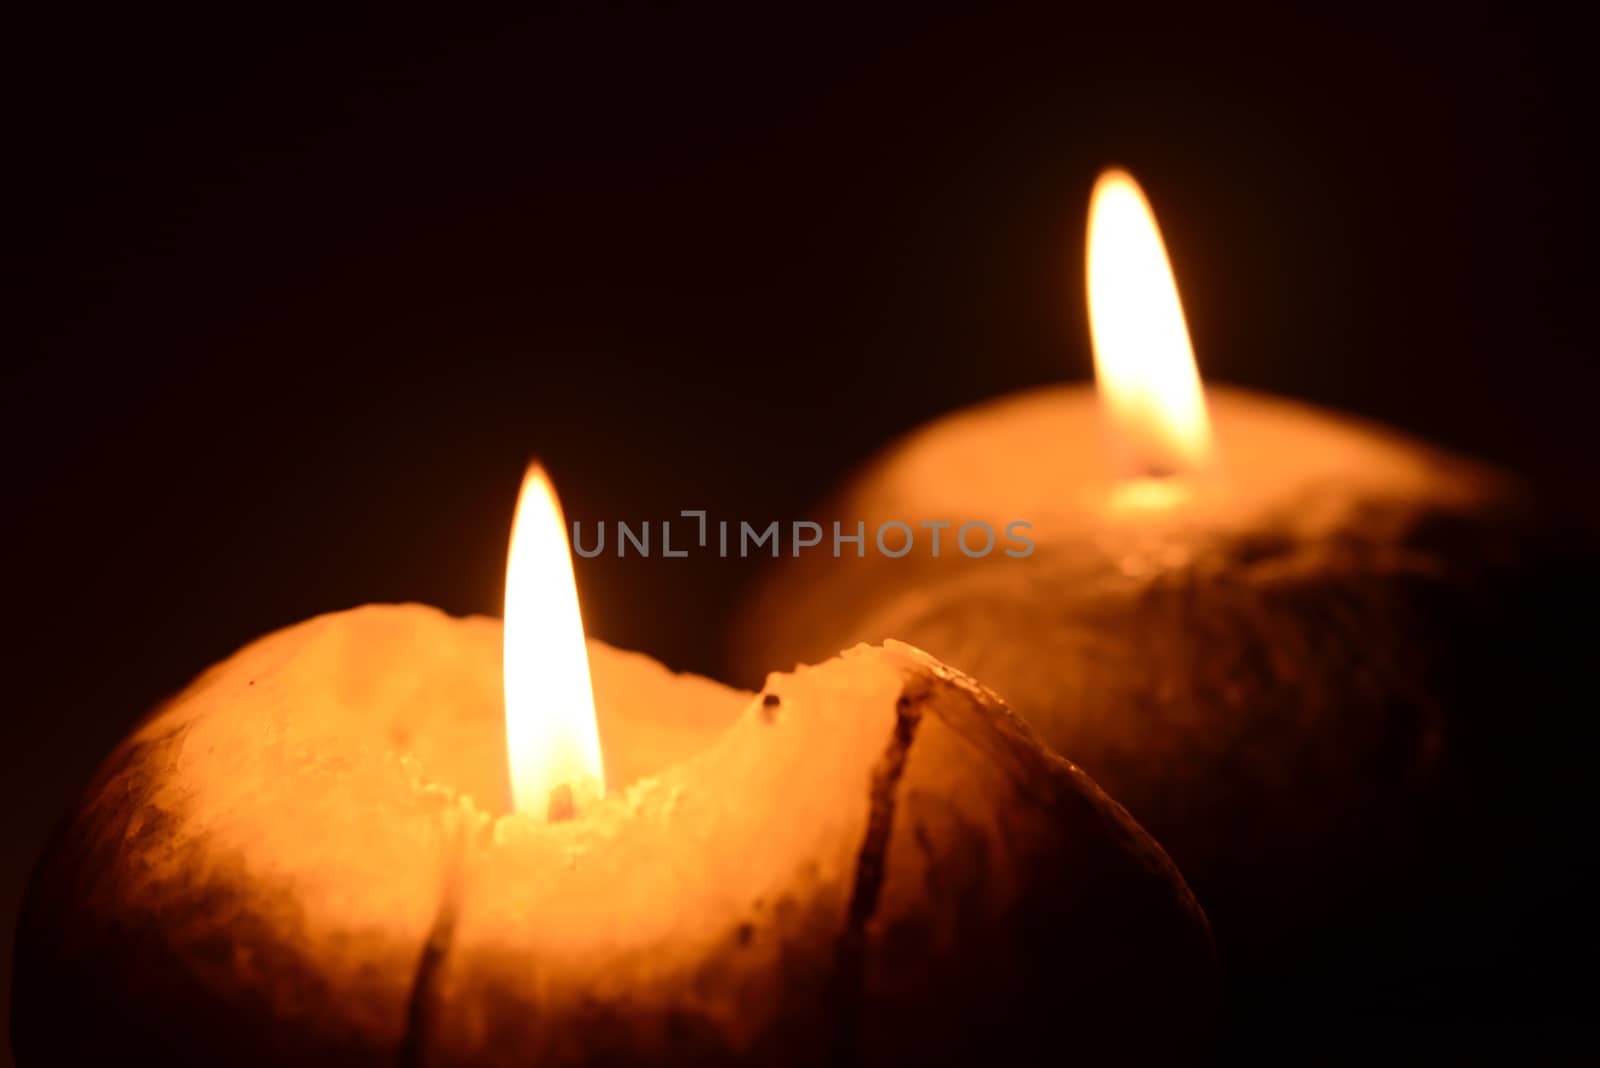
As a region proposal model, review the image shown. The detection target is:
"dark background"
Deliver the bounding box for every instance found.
[4,7,1594,1063]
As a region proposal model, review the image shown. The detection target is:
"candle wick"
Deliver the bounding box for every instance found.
[547,782,576,823]
[1133,460,1180,480]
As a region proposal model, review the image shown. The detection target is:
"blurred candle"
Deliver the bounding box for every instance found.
[728,168,1532,973]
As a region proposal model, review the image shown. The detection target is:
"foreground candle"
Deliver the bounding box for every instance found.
[13,469,1215,1067]
[726,171,1532,967]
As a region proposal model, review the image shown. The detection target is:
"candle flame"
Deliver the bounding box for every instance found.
[1086,168,1213,477]
[504,463,605,818]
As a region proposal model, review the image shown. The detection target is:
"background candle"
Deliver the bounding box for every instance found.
[731,382,1522,908]
[726,171,1571,1035]
[12,469,1216,1066]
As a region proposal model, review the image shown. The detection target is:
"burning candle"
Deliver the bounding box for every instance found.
[13,464,1215,1066]
[726,170,1533,971]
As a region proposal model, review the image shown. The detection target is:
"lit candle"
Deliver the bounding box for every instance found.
[13,464,1215,1066]
[727,170,1531,967]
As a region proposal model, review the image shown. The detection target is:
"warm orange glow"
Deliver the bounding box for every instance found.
[504,463,605,818]
[1086,168,1213,476]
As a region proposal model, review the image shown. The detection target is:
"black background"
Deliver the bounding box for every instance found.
[4,7,1595,1062]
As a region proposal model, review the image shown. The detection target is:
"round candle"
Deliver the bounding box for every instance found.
[12,470,1215,1066]
[726,172,1531,969]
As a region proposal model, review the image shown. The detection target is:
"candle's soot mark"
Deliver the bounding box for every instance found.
[830,686,926,1067]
